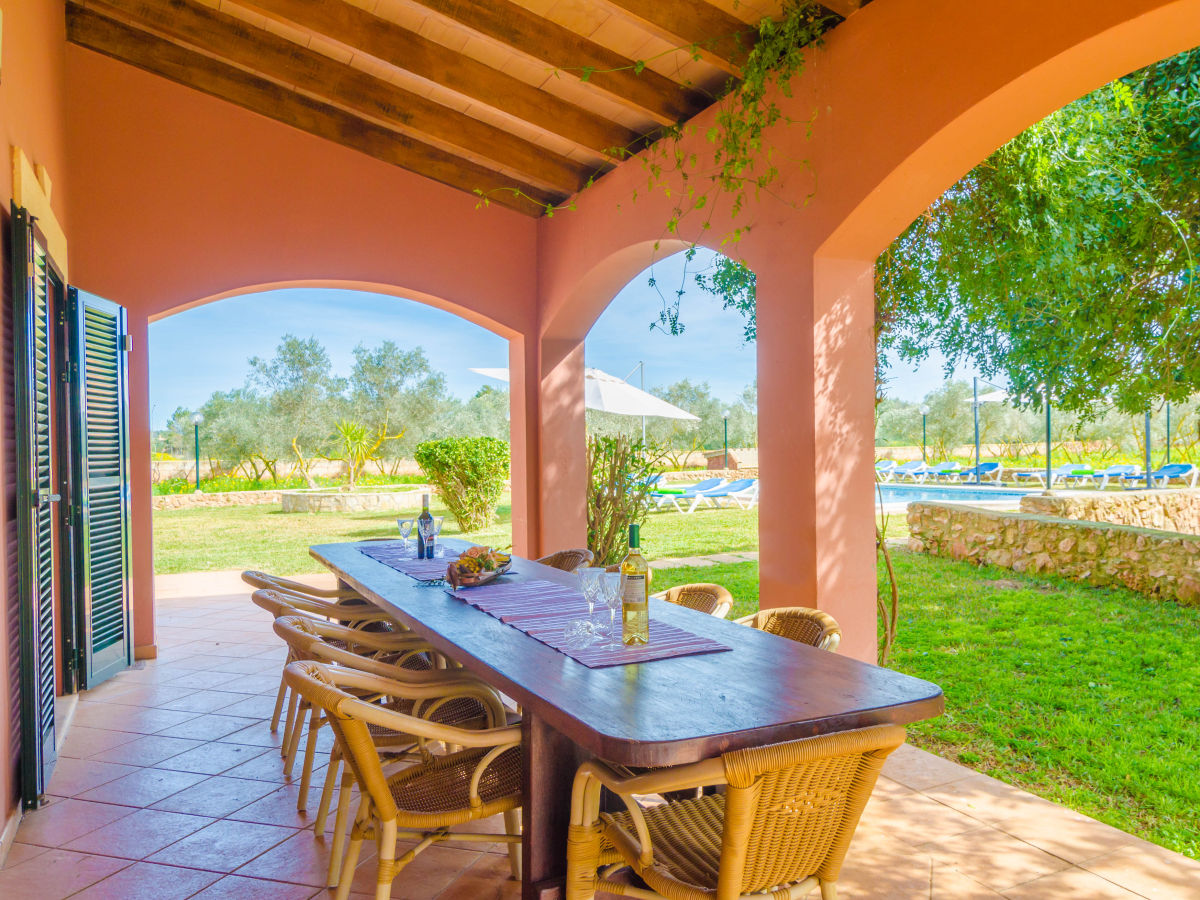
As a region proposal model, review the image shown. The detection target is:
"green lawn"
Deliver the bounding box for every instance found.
[152,499,761,574]
[654,552,1200,860]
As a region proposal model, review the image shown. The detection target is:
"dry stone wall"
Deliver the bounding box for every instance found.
[1020,490,1200,536]
[908,502,1200,606]
[153,490,283,510]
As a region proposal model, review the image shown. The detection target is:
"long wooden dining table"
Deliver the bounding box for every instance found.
[310,539,944,900]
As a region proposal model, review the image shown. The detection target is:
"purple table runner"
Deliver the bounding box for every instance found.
[445,579,731,668]
[358,542,460,582]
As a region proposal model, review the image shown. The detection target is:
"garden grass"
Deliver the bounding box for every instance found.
[655,552,1200,860]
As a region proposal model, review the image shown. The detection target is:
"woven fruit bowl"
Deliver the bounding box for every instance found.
[446,547,512,589]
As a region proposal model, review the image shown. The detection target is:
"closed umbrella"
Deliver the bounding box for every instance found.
[469,367,699,420]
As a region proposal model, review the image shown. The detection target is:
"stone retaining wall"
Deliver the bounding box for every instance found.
[908,501,1200,606]
[281,488,430,513]
[1020,489,1200,536]
[661,468,759,482]
[153,490,283,510]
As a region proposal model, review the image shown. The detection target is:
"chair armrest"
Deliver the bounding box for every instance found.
[733,613,755,626]
[342,693,522,747]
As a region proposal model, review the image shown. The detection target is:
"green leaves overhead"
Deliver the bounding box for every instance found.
[878,48,1200,414]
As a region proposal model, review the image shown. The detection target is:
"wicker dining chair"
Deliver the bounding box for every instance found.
[243,569,366,601]
[285,661,524,900]
[566,724,906,900]
[651,583,733,618]
[252,588,400,752]
[736,606,842,652]
[537,548,595,572]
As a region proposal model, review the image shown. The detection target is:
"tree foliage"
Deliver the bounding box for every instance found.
[586,435,666,565]
[414,437,510,532]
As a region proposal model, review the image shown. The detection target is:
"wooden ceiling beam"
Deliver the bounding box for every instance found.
[65,5,560,216]
[79,0,594,195]
[405,0,707,125]
[241,0,640,157]
[591,0,757,76]
[820,1,863,18]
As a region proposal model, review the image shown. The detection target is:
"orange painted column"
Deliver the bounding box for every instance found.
[508,335,539,559]
[751,244,878,661]
[126,311,156,656]
[537,339,588,556]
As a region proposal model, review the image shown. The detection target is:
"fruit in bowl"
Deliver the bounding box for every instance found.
[447,546,512,587]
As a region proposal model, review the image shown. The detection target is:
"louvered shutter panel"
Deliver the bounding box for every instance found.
[72,290,132,688]
[11,205,58,805]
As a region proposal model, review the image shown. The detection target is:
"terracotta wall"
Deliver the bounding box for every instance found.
[0,0,70,848]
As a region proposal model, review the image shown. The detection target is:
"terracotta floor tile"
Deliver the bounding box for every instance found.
[3,841,49,867]
[151,773,282,817]
[234,828,373,887]
[58,725,139,759]
[921,773,1066,826]
[148,819,297,873]
[225,782,327,830]
[216,673,288,694]
[214,693,284,719]
[829,843,934,898]
[97,683,198,708]
[78,766,209,807]
[46,757,141,797]
[222,748,317,783]
[70,861,224,899]
[70,703,198,735]
[190,874,320,899]
[915,827,1072,892]
[215,721,288,749]
[156,690,248,714]
[208,656,283,675]
[881,743,977,791]
[15,797,134,846]
[156,713,262,741]
[163,670,243,690]
[865,791,987,845]
[992,808,1137,865]
[930,865,1005,897]
[1002,864,1144,898]
[1081,843,1200,898]
[88,734,206,766]
[0,847,131,898]
[154,741,270,776]
[65,808,216,858]
[344,842,479,897]
[433,852,521,900]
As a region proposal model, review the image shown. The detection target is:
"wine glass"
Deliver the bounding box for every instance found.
[396,518,414,552]
[599,573,624,649]
[578,568,602,623]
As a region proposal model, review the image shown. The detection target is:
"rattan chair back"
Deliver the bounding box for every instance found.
[654,583,733,618]
[251,588,392,629]
[242,569,361,599]
[717,725,904,894]
[537,548,595,572]
[741,606,842,652]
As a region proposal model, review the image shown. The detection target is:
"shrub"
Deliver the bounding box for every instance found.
[587,435,666,565]
[414,437,509,532]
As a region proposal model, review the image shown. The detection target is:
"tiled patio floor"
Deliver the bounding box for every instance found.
[3,570,1198,898]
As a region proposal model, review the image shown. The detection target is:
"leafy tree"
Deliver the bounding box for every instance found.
[442,386,509,440]
[348,341,447,460]
[248,335,345,487]
[586,435,666,565]
[414,437,509,531]
[199,389,283,481]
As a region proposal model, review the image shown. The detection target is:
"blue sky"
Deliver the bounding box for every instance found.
[147,250,961,429]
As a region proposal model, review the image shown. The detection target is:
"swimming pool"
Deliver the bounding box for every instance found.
[875,483,1033,504]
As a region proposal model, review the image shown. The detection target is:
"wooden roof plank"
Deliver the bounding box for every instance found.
[591,0,757,75]
[820,1,862,18]
[65,4,560,216]
[406,0,708,125]
[240,0,641,156]
[80,0,595,194]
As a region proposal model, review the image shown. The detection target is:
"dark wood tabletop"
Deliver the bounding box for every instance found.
[310,539,944,767]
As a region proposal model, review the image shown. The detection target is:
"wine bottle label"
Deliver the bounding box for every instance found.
[621,574,647,607]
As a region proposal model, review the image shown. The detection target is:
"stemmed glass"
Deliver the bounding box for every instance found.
[396,518,414,553]
[564,568,605,650]
[578,568,603,623]
[426,516,445,557]
[599,573,624,649]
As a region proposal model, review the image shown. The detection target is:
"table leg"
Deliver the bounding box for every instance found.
[522,714,582,900]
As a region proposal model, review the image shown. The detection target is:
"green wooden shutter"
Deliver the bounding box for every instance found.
[11,205,58,805]
[70,290,132,688]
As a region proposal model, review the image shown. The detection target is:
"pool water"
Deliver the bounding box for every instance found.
[875,483,1033,504]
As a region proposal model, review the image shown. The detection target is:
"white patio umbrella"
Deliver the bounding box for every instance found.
[469,367,699,420]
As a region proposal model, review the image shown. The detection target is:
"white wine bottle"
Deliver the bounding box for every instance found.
[620,524,649,645]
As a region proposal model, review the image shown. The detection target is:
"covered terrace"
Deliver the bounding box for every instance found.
[2,0,1200,896]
